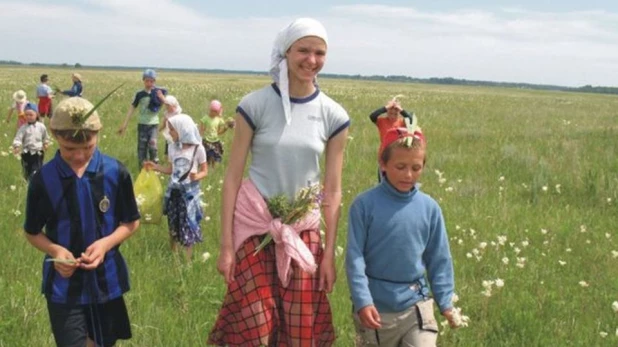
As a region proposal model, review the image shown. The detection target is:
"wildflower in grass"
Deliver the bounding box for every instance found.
[612,250,618,258]
[204,216,211,222]
[559,260,567,266]
[509,242,515,248]
[541,228,548,235]
[580,225,587,233]
[479,242,487,249]
[611,301,618,313]
[497,235,507,246]
[555,184,561,193]
[458,239,464,245]
[466,253,472,259]
[219,180,223,184]
[522,240,529,247]
[10,185,16,191]
[206,185,212,191]
[455,225,461,230]
[347,135,354,141]
[0,151,8,157]
[202,252,211,262]
[12,209,21,217]
[445,186,454,192]
[605,233,611,239]
[514,247,521,255]
[495,279,504,288]
[472,248,480,256]
[469,229,476,236]
[543,241,550,246]
[566,248,572,252]
[586,240,591,244]
[608,198,612,204]
[542,186,548,192]
[335,246,344,257]
[599,331,607,338]
[498,176,505,182]
[144,214,152,222]
[516,257,526,268]
[502,257,509,265]
[578,281,589,287]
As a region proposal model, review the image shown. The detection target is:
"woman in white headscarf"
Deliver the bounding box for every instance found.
[144,114,208,260]
[209,18,350,346]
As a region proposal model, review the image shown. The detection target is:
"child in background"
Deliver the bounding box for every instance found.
[37,74,54,122]
[118,69,167,168]
[57,73,83,97]
[369,96,414,182]
[23,97,141,347]
[6,90,29,129]
[159,95,183,160]
[200,99,232,168]
[144,114,207,260]
[12,103,50,180]
[346,126,458,347]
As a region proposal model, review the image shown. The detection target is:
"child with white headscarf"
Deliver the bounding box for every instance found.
[209,18,350,346]
[144,114,208,260]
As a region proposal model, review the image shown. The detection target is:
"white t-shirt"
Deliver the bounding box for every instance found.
[167,143,207,184]
[237,83,350,200]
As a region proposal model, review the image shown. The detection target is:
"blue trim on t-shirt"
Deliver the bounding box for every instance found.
[270,83,320,103]
[236,106,256,131]
[329,119,350,139]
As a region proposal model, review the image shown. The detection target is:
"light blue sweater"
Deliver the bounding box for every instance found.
[345,179,454,313]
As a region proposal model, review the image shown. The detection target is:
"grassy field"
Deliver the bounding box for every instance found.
[0,66,617,346]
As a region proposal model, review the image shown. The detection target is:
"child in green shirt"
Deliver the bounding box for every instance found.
[200,100,233,168]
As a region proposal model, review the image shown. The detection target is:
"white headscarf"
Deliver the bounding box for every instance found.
[269,18,328,125]
[164,95,183,118]
[168,114,202,145]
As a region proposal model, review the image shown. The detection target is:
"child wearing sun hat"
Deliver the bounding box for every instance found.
[6,90,29,129]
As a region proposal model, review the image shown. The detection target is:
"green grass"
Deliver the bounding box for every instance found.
[1,67,618,346]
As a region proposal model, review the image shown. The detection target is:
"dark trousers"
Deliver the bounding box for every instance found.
[21,151,44,180]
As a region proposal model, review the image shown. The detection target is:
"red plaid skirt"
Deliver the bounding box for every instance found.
[208,229,335,346]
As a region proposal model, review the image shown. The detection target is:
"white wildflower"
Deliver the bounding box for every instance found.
[202,252,211,262]
[541,228,548,235]
[144,214,152,222]
[499,176,505,182]
[600,331,608,338]
[502,257,509,265]
[521,240,529,247]
[611,301,618,313]
[472,248,480,256]
[555,184,561,193]
[0,151,8,157]
[514,247,521,255]
[606,233,611,239]
[12,209,21,217]
[10,185,16,191]
[578,281,589,287]
[445,187,454,192]
[516,257,526,268]
[458,239,464,245]
[335,246,344,257]
[542,186,548,192]
[580,225,587,233]
[452,294,459,303]
[455,225,461,230]
[612,250,618,258]
[466,253,473,259]
[479,242,487,249]
[566,248,572,253]
[495,279,504,288]
[558,260,567,266]
[204,216,211,222]
[497,235,507,246]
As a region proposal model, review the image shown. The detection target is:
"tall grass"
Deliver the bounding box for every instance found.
[0,67,617,346]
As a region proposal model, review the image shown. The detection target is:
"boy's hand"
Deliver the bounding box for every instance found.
[358,305,382,329]
[442,308,460,329]
[79,239,111,270]
[12,147,20,155]
[319,253,336,293]
[51,247,79,278]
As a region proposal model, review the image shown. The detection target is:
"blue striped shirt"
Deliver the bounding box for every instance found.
[24,149,140,304]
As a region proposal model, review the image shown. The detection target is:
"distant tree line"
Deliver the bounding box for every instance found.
[1,60,617,96]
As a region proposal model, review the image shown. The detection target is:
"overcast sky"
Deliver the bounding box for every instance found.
[1,0,617,87]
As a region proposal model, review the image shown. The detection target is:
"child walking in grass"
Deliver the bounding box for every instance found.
[346,126,459,347]
[144,114,207,260]
[200,99,233,168]
[12,103,50,180]
[6,90,29,129]
[369,96,414,182]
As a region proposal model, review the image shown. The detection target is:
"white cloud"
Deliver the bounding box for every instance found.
[1,1,617,86]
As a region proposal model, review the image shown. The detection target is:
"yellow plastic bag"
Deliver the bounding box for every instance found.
[133,168,163,224]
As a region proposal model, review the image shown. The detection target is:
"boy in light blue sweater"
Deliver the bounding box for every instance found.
[346,127,457,347]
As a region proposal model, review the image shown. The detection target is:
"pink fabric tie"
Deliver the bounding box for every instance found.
[233,179,319,287]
